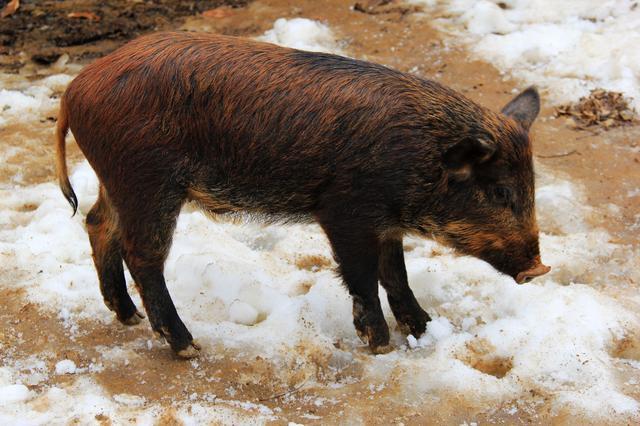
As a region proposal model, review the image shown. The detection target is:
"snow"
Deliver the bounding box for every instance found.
[258,18,342,54]
[0,74,74,127]
[0,378,156,425]
[54,360,77,375]
[0,385,32,406]
[0,372,274,424]
[1,152,637,422]
[0,90,41,124]
[405,277,637,412]
[433,0,640,108]
[1,14,639,425]
[229,300,260,326]
[536,180,589,233]
[112,393,145,407]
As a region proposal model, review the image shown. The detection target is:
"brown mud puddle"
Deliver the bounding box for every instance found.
[1,0,639,424]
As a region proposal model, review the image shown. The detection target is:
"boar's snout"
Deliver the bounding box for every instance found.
[515,256,550,284]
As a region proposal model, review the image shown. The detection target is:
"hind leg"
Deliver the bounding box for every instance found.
[87,185,143,325]
[117,191,199,358]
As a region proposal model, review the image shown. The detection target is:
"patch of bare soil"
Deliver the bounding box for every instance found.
[0,0,250,71]
[295,254,333,272]
[457,338,513,379]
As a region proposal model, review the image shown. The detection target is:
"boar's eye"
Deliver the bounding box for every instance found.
[491,186,513,206]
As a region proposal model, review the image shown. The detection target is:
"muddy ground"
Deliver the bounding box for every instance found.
[1,0,639,424]
[0,0,250,70]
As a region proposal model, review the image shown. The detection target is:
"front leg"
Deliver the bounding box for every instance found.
[318,221,391,354]
[379,235,430,337]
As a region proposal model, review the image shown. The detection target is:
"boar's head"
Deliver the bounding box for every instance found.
[433,87,550,283]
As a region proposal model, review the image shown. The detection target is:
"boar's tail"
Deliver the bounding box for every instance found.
[55,95,78,215]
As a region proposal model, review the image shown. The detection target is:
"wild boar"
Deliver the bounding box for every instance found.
[55,32,550,357]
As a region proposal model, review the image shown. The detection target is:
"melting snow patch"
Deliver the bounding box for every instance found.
[2,160,638,421]
[258,18,342,54]
[113,393,145,407]
[0,377,160,424]
[54,360,77,375]
[0,90,41,125]
[229,300,260,326]
[0,74,74,126]
[0,385,32,406]
[434,0,640,108]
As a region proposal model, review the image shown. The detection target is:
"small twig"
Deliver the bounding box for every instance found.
[537,149,578,159]
[578,127,601,136]
[258,378,309,402]
[575,131,600,140]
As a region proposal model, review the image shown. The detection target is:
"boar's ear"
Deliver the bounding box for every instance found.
[443,137,496,181]
[501,86,540,131]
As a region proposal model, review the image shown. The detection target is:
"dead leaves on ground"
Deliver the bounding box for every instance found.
[556,89,637,130]
[1,0,19,18]
[202,7,234,19]
[353,0,421,16]
[67,11,101,22]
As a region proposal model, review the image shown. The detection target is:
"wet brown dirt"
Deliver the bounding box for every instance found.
[0,0,250,71]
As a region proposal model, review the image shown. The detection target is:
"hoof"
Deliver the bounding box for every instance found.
[176,340,201,359]
[396,322,412,336]
[352,298,391,354]
[356,328,368,345]
[394,310,430,337]
[396,320,426,337]
[356,324,391,354]
[122,310,145,326]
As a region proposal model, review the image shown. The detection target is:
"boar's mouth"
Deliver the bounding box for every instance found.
[433,226,550,284]
[475,249,549,284]
[515,259,551,284]
[496,255,550,284]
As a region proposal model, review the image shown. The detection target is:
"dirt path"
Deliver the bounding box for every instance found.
[1,0,639,424]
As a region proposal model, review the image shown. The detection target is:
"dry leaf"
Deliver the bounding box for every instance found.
[67,11,100,22]
[555,89,638,130]
[353,0,420,15]
[1,0,20,18]
[202,8,233,19]
[620,109,634,121]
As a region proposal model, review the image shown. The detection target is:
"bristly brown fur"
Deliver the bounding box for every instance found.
[57,31,545,356]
